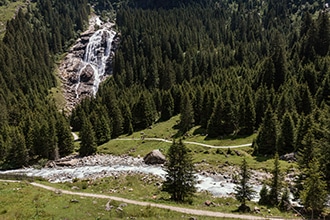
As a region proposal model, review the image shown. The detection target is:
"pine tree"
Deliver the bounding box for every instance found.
[239,85,256,135]
[6,127,28,168]
[255,106,277,155]
[179,93,194,134]
[258,184,269,205]
[300,158,327,219]
[79,117,97,157]
[207,97,223,138]
[56,114,74,157]
[133,92,155,130]
[160,91,174,121]
[162,140,196,202]
[269,152,282,206]
[234,157,255,211]
[277,112,295,155]
[297,130,316,169]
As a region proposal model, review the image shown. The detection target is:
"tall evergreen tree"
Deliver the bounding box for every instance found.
[239,85,256,135]
[268,152,282,206]
[132,92,155,130]
[160,91,174,121]
[6,127,28,168]
[300,158,328,219]
[162,140,196,202]
[255,106,277,155]
[179,93,194,134]
[56,114,74,157]
[207,97,224,138]
[79,117,97,157]
[234,157,255,211]
[277,112,295,155]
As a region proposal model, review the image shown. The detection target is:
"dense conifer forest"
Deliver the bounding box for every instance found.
[0,0,330,209]
[0,0,90,168]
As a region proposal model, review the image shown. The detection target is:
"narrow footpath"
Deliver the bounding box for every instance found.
[1,180,297,220]
[116,137,252,149]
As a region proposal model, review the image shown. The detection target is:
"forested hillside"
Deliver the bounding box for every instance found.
[0,0,329,195]
[0,0,89,168]
[71,0,330,188]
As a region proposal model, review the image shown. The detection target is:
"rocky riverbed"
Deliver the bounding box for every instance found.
[0,153,293,201]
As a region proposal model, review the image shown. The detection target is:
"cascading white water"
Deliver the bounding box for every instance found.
[75,28,116,98]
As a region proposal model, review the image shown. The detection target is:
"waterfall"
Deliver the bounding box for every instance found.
[75,28,115,98]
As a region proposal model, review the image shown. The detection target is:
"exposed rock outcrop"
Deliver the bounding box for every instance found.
[143,150,166,165]
[58,15,120,113]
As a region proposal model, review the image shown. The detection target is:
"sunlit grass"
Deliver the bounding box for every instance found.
[0,1,26,39]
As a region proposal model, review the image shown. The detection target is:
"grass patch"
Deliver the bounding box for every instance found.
[0,1,26,39]
[36,172,300,220]
[0,180,268,220]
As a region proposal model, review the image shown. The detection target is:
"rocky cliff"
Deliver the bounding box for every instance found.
[58,16,120,112]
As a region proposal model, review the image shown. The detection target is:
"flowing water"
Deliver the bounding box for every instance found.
[0,162,262,200]
[75,27,116,98]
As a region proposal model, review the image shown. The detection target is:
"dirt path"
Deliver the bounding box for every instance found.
[27,182,297,220]
[116,137,252,149]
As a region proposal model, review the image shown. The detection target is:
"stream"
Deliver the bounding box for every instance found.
[0,154,263,200]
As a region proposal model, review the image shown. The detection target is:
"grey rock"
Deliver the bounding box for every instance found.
[143,150,166,165]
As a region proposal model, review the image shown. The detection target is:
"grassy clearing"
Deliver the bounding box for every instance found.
[0,1,26,39]
[0,181,236,220]
[37,173,299,220]
[99,115,296,173]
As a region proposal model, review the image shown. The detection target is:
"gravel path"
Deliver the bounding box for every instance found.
[116,137,252,149]
[25,182,298,220]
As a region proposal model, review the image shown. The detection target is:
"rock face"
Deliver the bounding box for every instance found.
[58,15,120,112]
[143,150,166,165]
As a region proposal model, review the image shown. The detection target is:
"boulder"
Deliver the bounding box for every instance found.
[143,150,166,165]
[280,152,296,162]
[80,64,95,82]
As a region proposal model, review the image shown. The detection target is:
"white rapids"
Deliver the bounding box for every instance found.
[75,27,116,98]
[0,154,262,200]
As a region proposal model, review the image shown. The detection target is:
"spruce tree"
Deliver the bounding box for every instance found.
[179,93,194,134]
[255,105,277,155]
[207,97,223,138]
[6,127,28,168]
[162,140,196,202]
[234,157,255,211]
[300,158,327,219]
[56,114,74,157]
[277,112,295,155]
[269,152,282,206]
[79,117,97,157]
[239,85,256,135]
[160,91,174,121]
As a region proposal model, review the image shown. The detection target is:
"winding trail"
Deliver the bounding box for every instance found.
[19,181,296,220]
[116,137,252,149]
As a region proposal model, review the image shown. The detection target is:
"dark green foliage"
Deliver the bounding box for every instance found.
[5,127,29,169]
[278,188,290,211]
[90,111,111,146]
[239,85,256,135]
[300,158,328,218]
[258,184,269,206]
[79,117,97,157]
[255,106,277,155]
[160,91,174,121]
[56,114,74,157]
[162,140,196,202]
[234,157,254,208]
[179,93,194,134]
[132,92,156,130]
[207,98,224,138]
[0,0,89,167]
[297,130,316,169]
[268,153,282,206]
[277,112,295,155]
